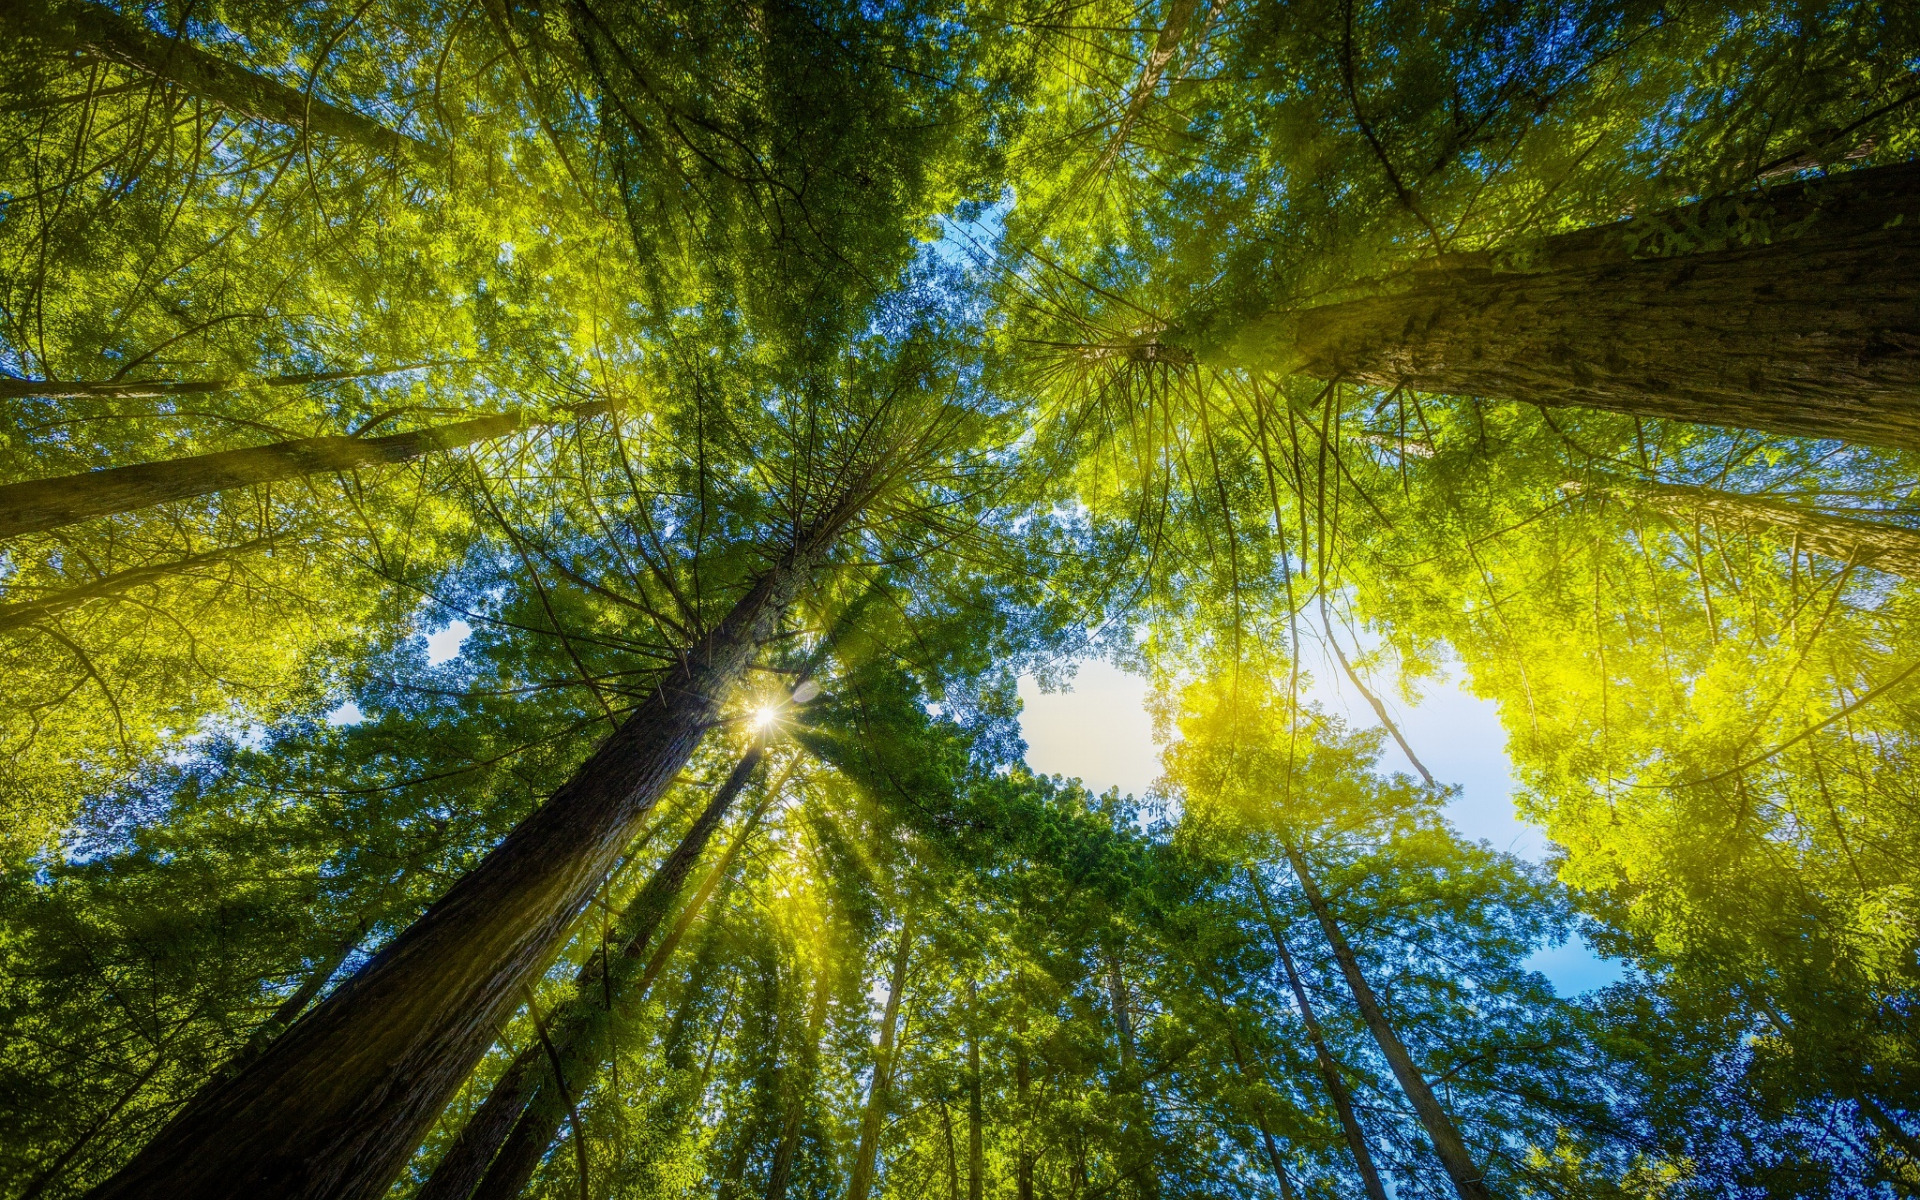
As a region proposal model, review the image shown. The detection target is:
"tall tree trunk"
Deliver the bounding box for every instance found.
[1012,991,1035,1200]
[1280,849,1491,1200]
[11,1,436,161]
[967,977,984,1200]
[416,748,772,1200]
[1201,160,1920,450]
[766,942,833,1200]
[1584,478,1920,579]
[87,502,852,1200]
[1104,952,1135,1072]
[1246,869,1387,1200]
[0,403,613,539]
[0,363,449,401]
[847,913,915,1200]
[0,532,292,631]
[466,762,788,1200]
[1224,1033,1297,1200]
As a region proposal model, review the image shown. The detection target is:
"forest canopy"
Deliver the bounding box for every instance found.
[1,0,1918,1197]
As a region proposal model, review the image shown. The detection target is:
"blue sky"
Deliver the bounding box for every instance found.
[1017,651,1627,996]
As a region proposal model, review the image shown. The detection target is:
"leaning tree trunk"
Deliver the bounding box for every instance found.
[416,748,771,1200]
[1246,869,1388,1200]
[1280,848,1491,1200]
[86,503,852,1200]
[0,403,611,539]
[1583,478,1920,578]
[0,532,292,631]
[11,1,436,161]
[765,934,833,1200]
[468,764,784,1200]
[0,363,447,401]
[846,913,915,1200]
[1200,160,1920,451]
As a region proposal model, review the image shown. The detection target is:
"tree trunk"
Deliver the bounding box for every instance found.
[1585,478,1920,579]
[1205,160,1920,451]
[416,748,770,1200]
[0,533,291,631]
[1,403,615,539]
[0,363,449,401]
[1280,848,1492,1200]
[1104,952,1135,1071]
[1012,992,1034,1200]
[1246,869,1387,1200]
[467,764,787,1200]
[765,940,833,1200]
[11,1,436,161]
[86,510,846,1200]
[847,913,915,1200]
[967,978,984,1200]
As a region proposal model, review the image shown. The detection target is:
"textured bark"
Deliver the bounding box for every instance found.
[86,511,844,1200]
[1105,953,1135,1071]
[0,533,288,631]
[847,915,915,1200]
[0,404,611,539]
[12,1,435,161]
[1281,849,1491,1200]
[1246,869,1388,1200]
[967,978,984,1200]
[471,780,778,1200]
[416,749,767,1200]
[1208,160,1920,450]
[1089,0,1200,177]
[0,364,446,401]
[1588,479,1920,578]
[764,946,832,1200]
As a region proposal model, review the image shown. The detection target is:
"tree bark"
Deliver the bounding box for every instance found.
[1104,952,1135,1072]
[1280,849,1492,1200]
[967,977,984,1200]
[0,403,612,539]
[0,363,448,401]
[1246,869,1388,1200]
[1204,160,1920,451]
[11,1,436,161]
[1012,991,1034,1200]
[847,913,915,1200]
[465,757,788,1200]
[0,533,291,631]
[765,939,833,1200]
[86,507,848,1200]
[1584,478,1920,578]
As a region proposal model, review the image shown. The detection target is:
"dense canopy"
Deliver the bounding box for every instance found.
[2,1,1918,1197]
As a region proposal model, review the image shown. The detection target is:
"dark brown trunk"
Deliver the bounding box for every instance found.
[11,1,435,161]
[765,939,833,1200]
[967,978,984,1200]
[1012,994,1034,1200]
[1280,848,1491,1200]
[1246,869,1388,1200]
[0,533,289,631]
[847,914,915,1200]
[467,761,786,1200]
[1589,479,1920,578]
[86,522,838,1200]
[1208,161,1920,450]
[416,748,768,1200]
[0,403,613,539]
[0,363,448,401]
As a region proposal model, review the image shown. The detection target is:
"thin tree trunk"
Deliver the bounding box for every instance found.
[1247,868,1388,1200]
[1012,991,1034,1200]
[967,978,984,1200]
[847,913,915,1200]
[1223,1033,1297,1200]
[1104,952,1135,1071]
[765,940,833,1200]
[0,363,450,401]
[229,931,362,1071]
[1201,160,1920,450]
[470,778,781,1200]
[1088,0,1200,178]
[0,402,613,539]
[1585,478,1920,579]
[12,1,436,161]
[87,502,853,1200]
[425,751,785,1200]
[0,533,292,631]
[1279,848,1492,1200]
